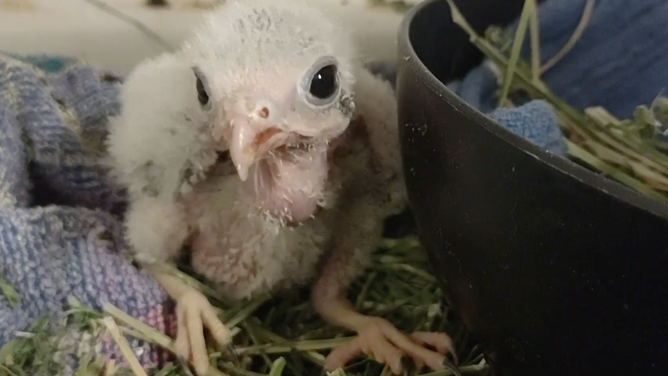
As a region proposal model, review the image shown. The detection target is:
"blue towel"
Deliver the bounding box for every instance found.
[371,0,668,158]
[453,0,668,118]
[488,101,565,156]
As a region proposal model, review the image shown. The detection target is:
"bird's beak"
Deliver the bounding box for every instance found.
[227,116,286,181]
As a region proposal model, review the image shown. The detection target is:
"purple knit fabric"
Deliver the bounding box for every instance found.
[0,54,176,373]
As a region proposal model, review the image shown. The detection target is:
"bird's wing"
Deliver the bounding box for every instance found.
[106,53,219,202]
[338,65,407,216]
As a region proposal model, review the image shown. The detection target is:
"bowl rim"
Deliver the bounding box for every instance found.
[397,0,668,220]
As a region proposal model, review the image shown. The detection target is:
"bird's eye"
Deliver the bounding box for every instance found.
[301,57,340,107]
[309,64,337,100]
[196,76,209,106]
[192,67,213,111]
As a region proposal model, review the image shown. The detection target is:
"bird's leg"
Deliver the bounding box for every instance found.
[124,196,230,373]
[311,199,459,375]
[147,266,232,375]
[312,278,459,375]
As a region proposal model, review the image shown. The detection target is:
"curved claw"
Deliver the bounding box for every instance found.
[409,332,459,367]
[400,356,415,376]
[442,358,462,376]
[227,343,240,364]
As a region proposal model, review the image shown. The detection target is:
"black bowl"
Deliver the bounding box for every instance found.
[396,1,668,375]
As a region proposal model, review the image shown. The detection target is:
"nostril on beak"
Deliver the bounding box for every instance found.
[251,99,273,121]
[259,107,269,119]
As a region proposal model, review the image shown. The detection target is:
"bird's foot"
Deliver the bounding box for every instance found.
[173,289,232,375]
[325,317,459,375]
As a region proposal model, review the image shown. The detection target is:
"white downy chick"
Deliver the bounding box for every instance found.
[106,1,458,375]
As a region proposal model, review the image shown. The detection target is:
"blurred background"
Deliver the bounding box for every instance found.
[0,0,418,74]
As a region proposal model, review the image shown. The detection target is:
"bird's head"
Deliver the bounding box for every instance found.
[181,0,356,223]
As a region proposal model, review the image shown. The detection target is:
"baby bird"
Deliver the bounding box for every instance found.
[105,0,457,375]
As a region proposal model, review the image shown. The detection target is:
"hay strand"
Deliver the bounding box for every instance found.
[102,317,148,376]
[447,0,668,204]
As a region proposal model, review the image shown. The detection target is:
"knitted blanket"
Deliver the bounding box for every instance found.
[0,53,174,374]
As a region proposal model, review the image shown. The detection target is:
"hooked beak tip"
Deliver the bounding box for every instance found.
[236,163,250,181]
[230,149,254,182]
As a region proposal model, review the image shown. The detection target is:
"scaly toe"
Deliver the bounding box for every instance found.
[174,333,191,361]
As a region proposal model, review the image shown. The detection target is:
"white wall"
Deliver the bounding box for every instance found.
[0,0,412,74]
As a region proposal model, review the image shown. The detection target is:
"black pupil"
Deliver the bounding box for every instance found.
[309,64,337,99]
[196,76,209,106]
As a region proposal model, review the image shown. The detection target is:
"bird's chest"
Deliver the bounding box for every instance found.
[181,164,336,301]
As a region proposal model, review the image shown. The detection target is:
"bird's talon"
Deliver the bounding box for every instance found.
[227,342,240,363]
[407,331,458,370]
[442,358,462,376]
[447,350,459,366]
[400,356,415,375]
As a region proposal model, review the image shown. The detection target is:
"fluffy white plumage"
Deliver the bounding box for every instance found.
[106,1,457,374]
